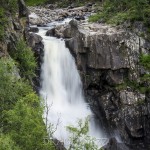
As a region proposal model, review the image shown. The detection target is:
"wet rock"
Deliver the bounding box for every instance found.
[69,19,78,29]
[37,24,48,27]
[26,33,43,48]
[55,25,66,38]
[63,20,78,38]
[52,138,66,150]
[46,28,55,36]
[103,137,129,150]
[29,27,39,33]
[75,16,85,21]
[60,11,69,18]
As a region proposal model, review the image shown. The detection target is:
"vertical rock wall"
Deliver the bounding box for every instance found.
[65,20,150,149]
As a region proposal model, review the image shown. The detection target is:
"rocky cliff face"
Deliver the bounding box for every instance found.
[64,20,150,149]
[0,0,44,91]
[0,0,28,57]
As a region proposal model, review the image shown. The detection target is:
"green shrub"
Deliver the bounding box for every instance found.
[140,54,150,71]
[67,117,99,150]
[9,40,37,79]
[0,58,33,116]
[0,134,20,150]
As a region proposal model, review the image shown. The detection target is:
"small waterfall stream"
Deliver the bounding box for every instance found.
[37,20,107,147]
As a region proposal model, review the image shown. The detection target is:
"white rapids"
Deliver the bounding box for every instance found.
[38,21,107,147]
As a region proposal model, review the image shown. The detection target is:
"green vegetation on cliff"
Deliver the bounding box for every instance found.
[9,40,36,79]
[0,57,56,150]
[89,0,150,26]
[25,0,48,6]
[0,1,55,149]
[140,54,150,91]
[0,8,7,40]
[25,0,96,7]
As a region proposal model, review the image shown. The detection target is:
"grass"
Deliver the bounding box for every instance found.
[25,0,48,6]
[88,13,102,22]
[89,0,150,28]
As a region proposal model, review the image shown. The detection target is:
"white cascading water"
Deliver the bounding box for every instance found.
[38,21,106,147]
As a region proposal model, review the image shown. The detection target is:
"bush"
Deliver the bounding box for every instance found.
[140,54,150,71]
[0,134,20,150]
[9,40,37,79]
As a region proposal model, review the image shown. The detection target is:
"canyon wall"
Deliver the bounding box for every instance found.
[64,20,150,150]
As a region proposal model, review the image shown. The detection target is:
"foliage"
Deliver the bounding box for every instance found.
[9,40,37,79]
[0,58,34,114]
[4,94,56,150]
[0,8,7,40]
[139,54,150,92]
[1,0,18,14]
[0,134,20,150]
[140,54,150,71]
[115,79,150,94]
[25,0,97,7]
[24,0,49,6]
[67,117,99,150]
[89,0,150,27]
[0,57,56,150]
[88,13,102,22]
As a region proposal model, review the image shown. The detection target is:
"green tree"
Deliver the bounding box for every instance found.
[0,134,20,150]
[67,117,99,150]
[4,93,55,150]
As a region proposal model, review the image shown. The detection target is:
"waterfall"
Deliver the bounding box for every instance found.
[39,23,106,147]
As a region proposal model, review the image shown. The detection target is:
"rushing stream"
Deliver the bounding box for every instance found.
[37,19,107,148]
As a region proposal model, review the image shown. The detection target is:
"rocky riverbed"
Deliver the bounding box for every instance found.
[28,3,95,25]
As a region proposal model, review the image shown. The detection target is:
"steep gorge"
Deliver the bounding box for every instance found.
[1,0,150,149]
